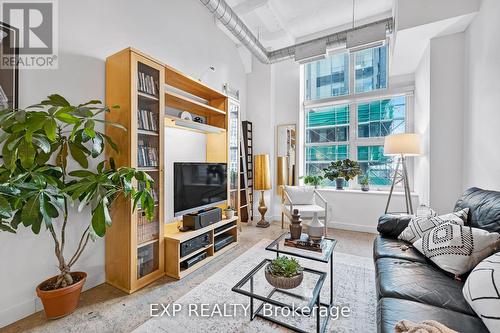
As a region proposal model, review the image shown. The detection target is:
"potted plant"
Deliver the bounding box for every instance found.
[300,174,324,188]
[360,174,370,192]
[323,159,361,190]
[265,256,303,289]
[224,206,235,219]
[0,95,155,319]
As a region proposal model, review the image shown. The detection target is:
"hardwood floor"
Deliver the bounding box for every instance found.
[2,221,376,333]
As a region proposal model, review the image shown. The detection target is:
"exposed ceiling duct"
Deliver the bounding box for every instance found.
[199,0,393,64]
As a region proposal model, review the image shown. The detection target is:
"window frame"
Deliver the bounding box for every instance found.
[300,48,414,191]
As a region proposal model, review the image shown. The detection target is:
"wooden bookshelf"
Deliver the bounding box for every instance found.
[105,48,165,294]
[105,47,239,290]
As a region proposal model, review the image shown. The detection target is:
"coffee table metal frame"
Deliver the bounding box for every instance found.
[266,232,337,332]
[232,258,327,333]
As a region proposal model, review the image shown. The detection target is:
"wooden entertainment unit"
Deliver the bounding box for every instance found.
[164,216,238,279]
[105,47,240,292]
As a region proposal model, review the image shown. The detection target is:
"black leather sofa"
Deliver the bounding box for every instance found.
[374,187,500,333]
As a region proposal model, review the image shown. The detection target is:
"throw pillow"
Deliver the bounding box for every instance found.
[413,223,500,275]
[284,186,315,205]
[398,208,469,243]
[463,252,500,332]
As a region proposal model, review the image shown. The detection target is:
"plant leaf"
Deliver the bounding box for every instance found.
[68,142,88,168]
[44,118,57,141]
[91,202,106,237]
[22,195,40,228]
[18,141,36,169]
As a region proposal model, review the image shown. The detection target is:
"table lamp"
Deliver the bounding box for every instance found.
[384,133,421,214]
[254,154,271,228]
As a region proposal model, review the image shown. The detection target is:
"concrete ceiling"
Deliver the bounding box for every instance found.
[224,0,393,51]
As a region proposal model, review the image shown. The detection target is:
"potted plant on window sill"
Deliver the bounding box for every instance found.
[323,159,362,190]
[360,174,370,192]
[0,95,155,319]
[265,256,303,289]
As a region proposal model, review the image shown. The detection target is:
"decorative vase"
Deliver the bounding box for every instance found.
[224,209,234,219]
[307,212,324,240]
[289,209,302,240]
[361,184,369,192]
[265,268,303,290]
[335,178,345,190]
[36,271,87,319]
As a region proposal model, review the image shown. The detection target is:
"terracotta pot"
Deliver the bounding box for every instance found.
[36,271,87,319]
[265,269,303,290]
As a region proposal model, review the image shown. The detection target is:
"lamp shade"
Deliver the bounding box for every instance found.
[254,154,271,190]
[276,156,287,194]
[384,133,421,156]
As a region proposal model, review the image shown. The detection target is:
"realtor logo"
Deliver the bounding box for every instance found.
[1,0,58,69]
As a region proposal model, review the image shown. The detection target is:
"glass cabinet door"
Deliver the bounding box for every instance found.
[228,100,239,209]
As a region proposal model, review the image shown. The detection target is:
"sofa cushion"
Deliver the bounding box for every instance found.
[284,185,315,205]
[377,298,488,333]
[463,252,500,332]
[413,223,500,276]
[375,257,474,315]
[373,236,427,264]
[377,214,413,238]
[455,187,500,233]
[398,208,468,243]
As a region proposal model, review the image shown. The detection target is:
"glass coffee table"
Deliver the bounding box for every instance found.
[266,233,337,329]
[232,258,327,333]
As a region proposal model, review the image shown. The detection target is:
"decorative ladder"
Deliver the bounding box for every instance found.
[242,121,253,221]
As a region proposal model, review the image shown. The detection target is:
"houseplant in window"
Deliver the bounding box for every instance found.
[0,95,155,319]
[360,174,370,191]
[300,174,324,188]
[265,256,303,289]
[323,159,362,190]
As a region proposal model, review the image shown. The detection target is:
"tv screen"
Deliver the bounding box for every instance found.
[174,162,227,216]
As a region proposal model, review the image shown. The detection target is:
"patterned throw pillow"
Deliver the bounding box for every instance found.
[463,252,500,332]
[398,208,469,243]
[413,223,500,275]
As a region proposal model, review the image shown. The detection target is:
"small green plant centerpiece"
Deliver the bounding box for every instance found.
[0,95,155,318]
[360,173,370,191]
[265,256,304,289]
[323,159,362,190]
[300,174,324,188]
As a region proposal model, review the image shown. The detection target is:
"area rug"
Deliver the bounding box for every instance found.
[134,239,376,332]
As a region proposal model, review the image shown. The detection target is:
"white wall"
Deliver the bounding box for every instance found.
[0,0,247,327]
[463,0,500,190]
[413,32,466,214]
[413,45,431,206]
[428,33,465,213]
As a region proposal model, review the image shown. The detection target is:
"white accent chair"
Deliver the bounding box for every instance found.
[281,185,328,236]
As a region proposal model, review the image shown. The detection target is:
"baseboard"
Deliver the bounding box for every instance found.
[327,221,377,234]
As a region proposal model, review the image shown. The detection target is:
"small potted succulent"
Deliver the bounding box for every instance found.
[224,206,235,219]
[360,174,370,192]
[323,159,362,190]
[300,174,324,188]
[265,256,303,289]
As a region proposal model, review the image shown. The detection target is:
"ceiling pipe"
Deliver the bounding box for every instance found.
[199,0,393,64]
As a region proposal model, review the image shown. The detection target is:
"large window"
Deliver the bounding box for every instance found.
[302,45,410,188]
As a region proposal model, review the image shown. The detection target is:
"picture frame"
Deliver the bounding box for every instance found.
[0,21,19,110]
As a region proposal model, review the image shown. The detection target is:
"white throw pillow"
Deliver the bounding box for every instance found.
[413,223,500,276]
[398,208,469,243]
[284,186,315,205]
[463,252,500,332]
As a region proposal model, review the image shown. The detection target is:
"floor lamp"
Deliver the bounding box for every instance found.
[384,133,421,215]
[254,154,271,228]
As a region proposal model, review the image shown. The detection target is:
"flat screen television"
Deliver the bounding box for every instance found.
[174,162,227,217]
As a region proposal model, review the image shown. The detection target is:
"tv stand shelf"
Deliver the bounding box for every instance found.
[164,216,238,279]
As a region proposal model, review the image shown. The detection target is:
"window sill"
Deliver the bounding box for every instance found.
[316,188,418,196]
